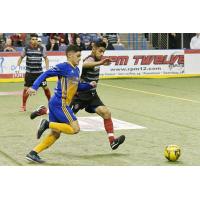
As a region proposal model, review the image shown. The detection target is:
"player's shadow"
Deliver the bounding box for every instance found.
[51,152,128,160]
[26,153,129,166]
[163,160,184,165]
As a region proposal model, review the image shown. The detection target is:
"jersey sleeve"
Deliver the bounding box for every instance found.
[32,64,63,90]
[83,56,95,63]
[77,82,93,91]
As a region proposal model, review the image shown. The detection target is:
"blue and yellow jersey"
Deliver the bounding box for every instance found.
[32,62,92,105]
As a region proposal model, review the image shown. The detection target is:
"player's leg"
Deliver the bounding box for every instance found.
[42,84,51,101]
[26,129,61,163]
[30,105,49,119]
[70,96,86,114]
[29,91,84,120]
[95,105,115,142]
[35,72,51,101]
[21,86,29,111]
[87,94,125,150]
[37,100,80,139]
[20,72,32,111]
[26,102,80,163]
[29,78,50,119]
[95,105,125,150]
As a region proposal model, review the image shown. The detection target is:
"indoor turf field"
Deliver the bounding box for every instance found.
[1,77,200,166]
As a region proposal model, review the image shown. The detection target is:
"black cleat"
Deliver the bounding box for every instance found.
[26,151,44,163]
[30,105,47,120]
[37,119,49,139]
[110,135,125,150]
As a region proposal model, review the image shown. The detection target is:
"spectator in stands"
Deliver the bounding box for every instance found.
[67,33,79,45]
[63,33,69,45]
[102,36,114,50]
[38,37,46,49]
[96,33,103,41]
[0,41,5,52]
[37,37,42,45]
[79,33,92,48]
[103,33,121,44]
[10,33,26,47]
[50,33,60,45]
[74,37,86,50]
[0,33,6,43]
[168,33,181,49]
[25,33,31,46]
[0,33,6,51]
[4,38,16,52]
[0,34,5,51]
[85,41,94,50]
[50,33,68,46]
[46,38,59,51]
[190,33,200,49]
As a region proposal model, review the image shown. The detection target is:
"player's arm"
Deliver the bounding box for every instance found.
[77,81,97,91]
[83,57,111,68]
[44,56,49,70]
[17,47,26,66]
[42,47,49,70]
[27,65,62,95]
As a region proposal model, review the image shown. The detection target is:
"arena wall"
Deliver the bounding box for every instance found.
[0,50,199,82]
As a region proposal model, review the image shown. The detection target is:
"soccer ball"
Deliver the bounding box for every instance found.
[164,145,181,162]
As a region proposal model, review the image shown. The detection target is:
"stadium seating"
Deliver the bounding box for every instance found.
[113,44,125,50]
[41,36,49,45]
[59,45,67,51]
[15,47,24,51]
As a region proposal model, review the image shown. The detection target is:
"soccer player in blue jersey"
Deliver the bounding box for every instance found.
[25,45,96,163]
[30,41,125,151]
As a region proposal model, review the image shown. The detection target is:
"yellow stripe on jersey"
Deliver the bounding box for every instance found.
[61,77,73,123]
[62,99,73,123]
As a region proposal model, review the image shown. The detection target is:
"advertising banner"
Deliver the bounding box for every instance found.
[0,49,200,82]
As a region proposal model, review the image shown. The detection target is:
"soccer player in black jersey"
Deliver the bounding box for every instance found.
[17,33,51,111]
[30,41,125,150]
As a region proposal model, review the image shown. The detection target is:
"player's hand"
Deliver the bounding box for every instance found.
[27,87,37,96]
[100,58,112,66]
[90,81,97,88]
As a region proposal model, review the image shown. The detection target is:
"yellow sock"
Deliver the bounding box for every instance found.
[33,133,58,153]
[49,122,74,134]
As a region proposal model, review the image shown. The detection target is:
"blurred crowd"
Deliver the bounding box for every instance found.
[0,33,122,52]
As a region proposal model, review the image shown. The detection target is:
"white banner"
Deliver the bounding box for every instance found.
[96,50,185,77]
[0,49,200,81]
[184,50,200,74]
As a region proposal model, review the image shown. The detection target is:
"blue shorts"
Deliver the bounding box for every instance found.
[48,95,77,124]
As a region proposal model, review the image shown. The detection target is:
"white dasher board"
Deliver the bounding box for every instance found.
[78,116,146,132]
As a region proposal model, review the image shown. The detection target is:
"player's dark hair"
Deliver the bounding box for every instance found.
[30,33,38,38]
[93,40,107,48]
[66,45,81,54]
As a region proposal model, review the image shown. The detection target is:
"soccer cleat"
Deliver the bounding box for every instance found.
[26,151,44,163]
[110,135,125,150]
[37,119,49,139]
[20,106,26,112]
[30,105,48,119]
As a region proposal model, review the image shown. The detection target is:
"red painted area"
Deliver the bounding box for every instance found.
[0,91,22,96]
[0,74,20,78]
[184,49,200,54]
